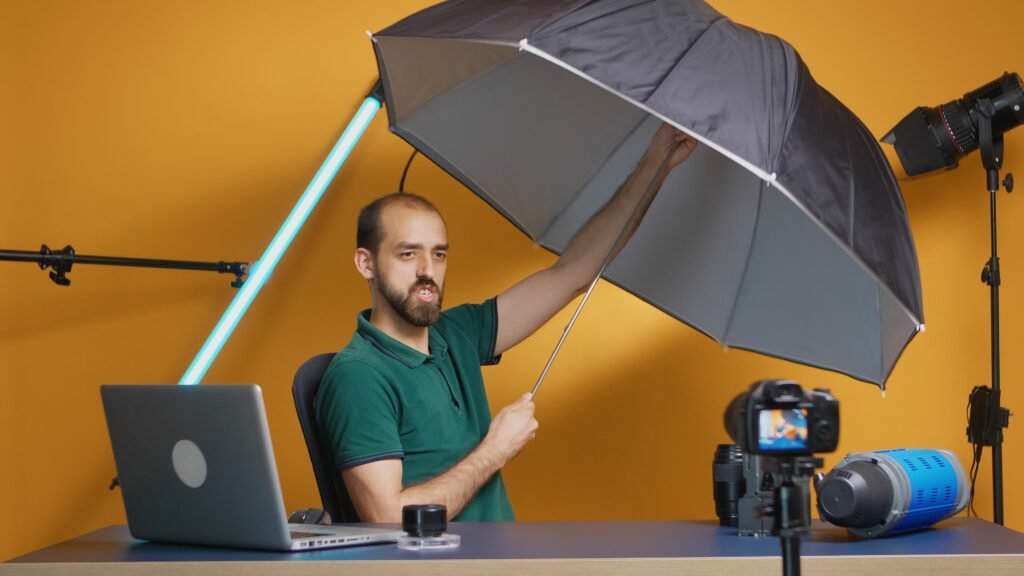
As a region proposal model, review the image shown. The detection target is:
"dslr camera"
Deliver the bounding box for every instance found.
[724,379,839,456]
[715,380,839,537]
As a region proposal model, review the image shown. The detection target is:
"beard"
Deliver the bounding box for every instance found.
[377,272,444,327]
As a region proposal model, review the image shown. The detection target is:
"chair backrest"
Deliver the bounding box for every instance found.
[291,353,360,522]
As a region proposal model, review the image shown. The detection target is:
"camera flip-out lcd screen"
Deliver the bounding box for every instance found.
[757,408,809,451]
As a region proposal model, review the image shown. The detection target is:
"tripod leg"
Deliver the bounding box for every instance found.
[782,535,801,576]
[775,477,806,576]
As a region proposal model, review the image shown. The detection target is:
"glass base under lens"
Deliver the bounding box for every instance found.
[396,533,461,550]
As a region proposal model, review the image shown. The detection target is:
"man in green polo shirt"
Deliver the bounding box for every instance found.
[317,123,697,521]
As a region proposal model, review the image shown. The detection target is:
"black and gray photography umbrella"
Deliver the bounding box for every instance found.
[371,0,924,387]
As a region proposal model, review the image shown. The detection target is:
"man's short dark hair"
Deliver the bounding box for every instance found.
[357,193,441,254]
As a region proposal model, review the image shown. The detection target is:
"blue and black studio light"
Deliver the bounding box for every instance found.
[815,449,969,537]
[179,83,385,385]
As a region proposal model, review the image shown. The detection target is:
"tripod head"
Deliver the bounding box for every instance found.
[765,457,824,540]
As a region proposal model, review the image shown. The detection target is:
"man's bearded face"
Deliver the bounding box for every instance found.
[377,266,443,327]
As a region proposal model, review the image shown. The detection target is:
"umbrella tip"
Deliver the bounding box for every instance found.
[918,323,926,333]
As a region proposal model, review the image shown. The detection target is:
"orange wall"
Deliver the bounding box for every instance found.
[3,0,1024,561]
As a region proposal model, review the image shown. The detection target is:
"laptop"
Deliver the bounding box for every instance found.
[100,384,404,551]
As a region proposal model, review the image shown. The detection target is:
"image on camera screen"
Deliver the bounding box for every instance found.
[757,408,808,451]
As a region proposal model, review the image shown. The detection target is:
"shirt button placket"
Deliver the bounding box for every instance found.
[437,366,460,412]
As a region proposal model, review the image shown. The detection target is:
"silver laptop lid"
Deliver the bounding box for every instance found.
[101,384,294,550]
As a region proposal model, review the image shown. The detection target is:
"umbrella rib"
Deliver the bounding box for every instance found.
[530,141,679,399]
[720,180,766,345]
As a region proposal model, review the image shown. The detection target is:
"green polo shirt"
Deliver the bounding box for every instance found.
[316,298,514,521]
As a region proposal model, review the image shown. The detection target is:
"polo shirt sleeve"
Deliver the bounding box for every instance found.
[316,359,404,470]
[442,297,502,366]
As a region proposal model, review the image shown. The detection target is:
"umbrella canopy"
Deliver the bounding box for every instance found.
[371,0,924,386]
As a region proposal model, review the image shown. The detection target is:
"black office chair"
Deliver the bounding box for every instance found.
[291,353,360,522]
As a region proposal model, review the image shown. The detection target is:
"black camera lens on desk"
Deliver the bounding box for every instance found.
[712,444,745,527]
[397,504,462,551]
[402,504,447,537]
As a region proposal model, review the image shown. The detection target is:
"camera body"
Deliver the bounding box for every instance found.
[717,380,840,537]
[725,379,840,457]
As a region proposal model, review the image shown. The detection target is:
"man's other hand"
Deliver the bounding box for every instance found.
[483,393,539,464]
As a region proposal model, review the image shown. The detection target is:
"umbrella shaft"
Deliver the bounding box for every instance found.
[530,273,602,397]
[530,142,679,399]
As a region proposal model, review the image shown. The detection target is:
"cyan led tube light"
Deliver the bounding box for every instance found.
[180,94,382,385]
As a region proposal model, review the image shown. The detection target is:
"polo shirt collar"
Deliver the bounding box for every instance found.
[356,310,449,368]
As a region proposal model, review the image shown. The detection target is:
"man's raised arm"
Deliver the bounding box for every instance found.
[494,123,697,356]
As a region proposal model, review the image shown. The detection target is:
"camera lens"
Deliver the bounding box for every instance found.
[402,504,447,537]
[712,444,745,527]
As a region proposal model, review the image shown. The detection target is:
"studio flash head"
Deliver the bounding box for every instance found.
[815,449,969,538]
[883,72,1024,176]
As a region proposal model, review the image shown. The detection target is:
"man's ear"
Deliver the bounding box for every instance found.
[354,248,375,280]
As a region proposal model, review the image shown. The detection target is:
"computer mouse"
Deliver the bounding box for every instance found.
[288,507,333,526]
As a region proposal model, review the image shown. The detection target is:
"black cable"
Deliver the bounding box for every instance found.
[968,390,977,516]
[399,149,418,193]
[967,390,975,517]
[966,388,985,518]
[969,444,983,517]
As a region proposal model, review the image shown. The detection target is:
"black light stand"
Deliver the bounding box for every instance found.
[966,99,1014,525]
[0,244,249,288]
